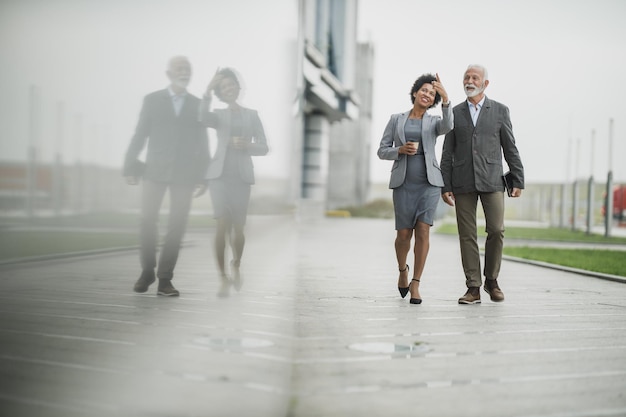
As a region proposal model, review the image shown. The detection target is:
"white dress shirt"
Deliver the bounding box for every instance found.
[467,96,485,126]
[168,87,187,116]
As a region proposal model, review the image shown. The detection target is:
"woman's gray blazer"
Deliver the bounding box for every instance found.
[199,98,269,184]
[377,105,453,189]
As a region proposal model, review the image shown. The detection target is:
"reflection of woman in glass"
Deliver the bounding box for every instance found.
[200,68,269,296]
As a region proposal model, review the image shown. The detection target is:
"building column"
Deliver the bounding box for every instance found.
[300,113,330,217]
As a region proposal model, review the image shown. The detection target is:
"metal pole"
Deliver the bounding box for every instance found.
[575,138,581,180]
[590,129,595,178]
[606,171,613,237]
[53,101,64,216]
[586,130,595,234]
[586,175,594,234]
[561,137,572,229]
[559,183,567,228]
[27,85,40,221]
[92,123,99,211]
[608,118,614,172]
[605,119,614,237]
[550,184,558,227]
[74,114,83,214]
[572,180,578,231]
[571,139,581,230]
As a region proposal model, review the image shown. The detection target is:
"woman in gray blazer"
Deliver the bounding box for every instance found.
[200,68,269,297]
[377,74,452,304]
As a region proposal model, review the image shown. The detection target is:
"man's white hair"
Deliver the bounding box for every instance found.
[466,64,489,80]
[167,55,190,71]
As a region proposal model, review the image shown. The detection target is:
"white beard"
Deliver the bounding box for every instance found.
[172,78,190,89]
[464,83,485,98]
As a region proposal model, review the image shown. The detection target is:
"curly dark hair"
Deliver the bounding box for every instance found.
[409,74,440,108]
[214,67,241,100]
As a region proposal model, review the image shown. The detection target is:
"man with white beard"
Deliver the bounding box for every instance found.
[440,64,524,305]
[123,55,209,296]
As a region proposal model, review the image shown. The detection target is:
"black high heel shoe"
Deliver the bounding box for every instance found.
[409,278,422,304]
[398,265,410,298]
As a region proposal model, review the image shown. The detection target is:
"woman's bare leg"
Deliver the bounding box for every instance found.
[395,228,413,289]
[214,219,229,277]
[410,221,430,300]
[215,218,232,297]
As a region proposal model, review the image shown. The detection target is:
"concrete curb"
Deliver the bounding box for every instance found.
[0,238,204,266]
[0,246,140,266]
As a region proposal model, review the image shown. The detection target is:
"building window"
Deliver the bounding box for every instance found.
[314,0,345,80]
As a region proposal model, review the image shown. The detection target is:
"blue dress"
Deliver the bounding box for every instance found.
[392,118,440,229]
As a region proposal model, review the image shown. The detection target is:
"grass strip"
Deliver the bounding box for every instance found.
[436,223,626,244]
[0,230,138,261]
[502,246,626,277]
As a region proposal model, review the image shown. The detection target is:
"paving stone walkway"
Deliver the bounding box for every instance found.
[1,216,625,417]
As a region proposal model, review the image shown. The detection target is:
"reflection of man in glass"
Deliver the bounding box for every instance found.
[200,68,269,297]
[123,56,209,296]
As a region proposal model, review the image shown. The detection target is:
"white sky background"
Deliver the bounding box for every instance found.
[0,0,297,180]
[2,0,625,187]
[359,0,626,184]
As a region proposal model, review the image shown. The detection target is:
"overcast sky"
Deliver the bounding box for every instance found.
[0,0,297,180]
[1,0,625,187]
[360,0,626,184]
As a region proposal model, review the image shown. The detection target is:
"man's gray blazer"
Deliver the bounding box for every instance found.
[440,97,524,194]
[377,105,453,189]
[123,89,210,184]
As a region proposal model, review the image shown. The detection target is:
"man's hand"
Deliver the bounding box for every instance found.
[230,136,249,151]
[125,176,139,185]
[511,188,522,198]
[442,191,455,206]
[194,183,207,198]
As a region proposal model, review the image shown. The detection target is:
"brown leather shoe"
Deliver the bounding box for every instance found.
[458,287,481,304]
[157,280,180,297]
[133,269,155,293]
[484,279,504,302]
